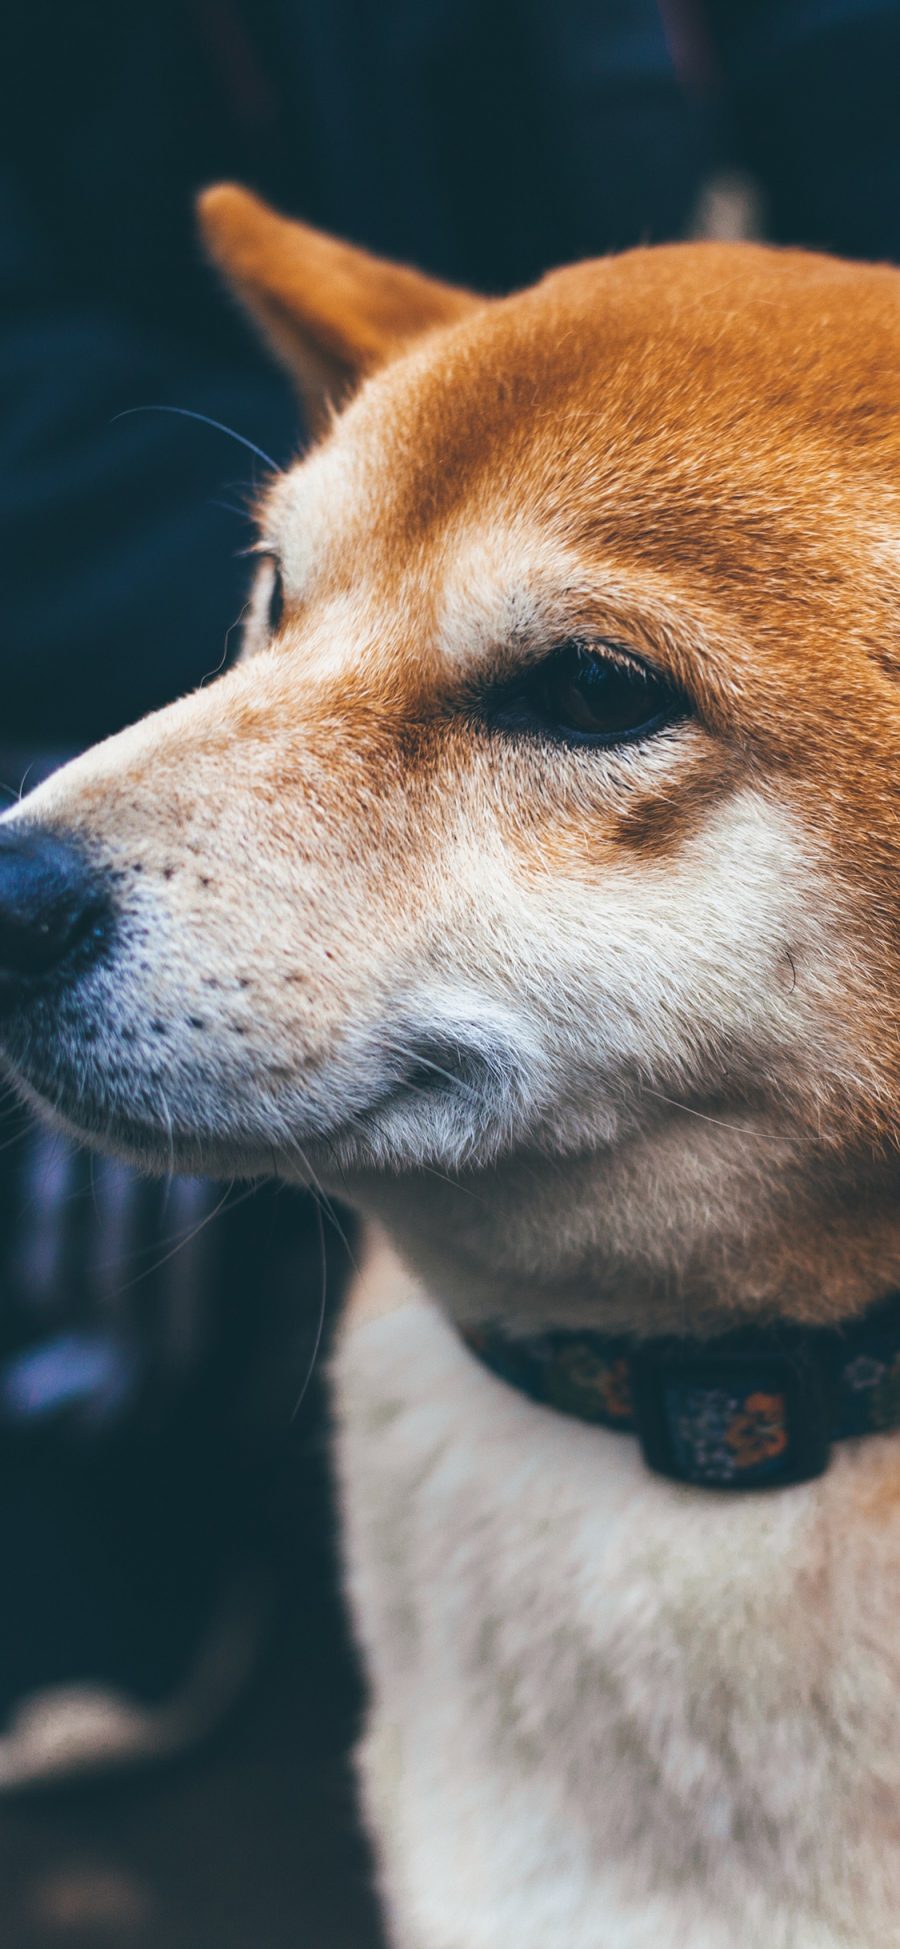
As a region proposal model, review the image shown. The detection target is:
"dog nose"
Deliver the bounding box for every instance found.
[0,826,108,982]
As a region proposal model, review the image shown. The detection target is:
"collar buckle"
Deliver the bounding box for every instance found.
[629,1340,833,1489]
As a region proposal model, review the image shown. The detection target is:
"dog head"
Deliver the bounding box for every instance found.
[2,189,899,1322]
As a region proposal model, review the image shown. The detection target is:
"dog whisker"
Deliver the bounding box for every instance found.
[154,1086,177,1207]
[373,1035,488,1102]
[279,1129,359,1271]
[102,1180,240,1298]
[202,596,255,685]
[290,1197,329,1423]
[639,1084,794,1144]
[92,1179,260,1274]
[111,404,281,475]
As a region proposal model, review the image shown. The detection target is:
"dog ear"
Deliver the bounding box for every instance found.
[198,184,478,432]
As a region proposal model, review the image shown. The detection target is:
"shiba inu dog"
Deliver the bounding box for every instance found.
[1,186,899,1946]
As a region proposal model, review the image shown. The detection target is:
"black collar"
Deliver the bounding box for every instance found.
[460,1292,900,1490]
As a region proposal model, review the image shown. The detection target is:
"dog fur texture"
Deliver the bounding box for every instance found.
[3,188,900,1944]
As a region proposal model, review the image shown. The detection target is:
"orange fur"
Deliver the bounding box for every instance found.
[3,192,900,1947]
[215,214,900,1156]
[200,183,475,428]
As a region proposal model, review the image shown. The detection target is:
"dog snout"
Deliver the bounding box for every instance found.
[0,824,111,993]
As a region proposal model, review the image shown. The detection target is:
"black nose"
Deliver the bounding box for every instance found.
[0,825,109,984]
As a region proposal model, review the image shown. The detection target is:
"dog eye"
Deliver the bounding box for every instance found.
[519,641,684,747]
[266,560,285,635]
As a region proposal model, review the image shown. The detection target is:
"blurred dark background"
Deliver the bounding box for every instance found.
[0,3,898,1944]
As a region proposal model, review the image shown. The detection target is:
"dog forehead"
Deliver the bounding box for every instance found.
[259,240,900,705]
[268,240,900,575]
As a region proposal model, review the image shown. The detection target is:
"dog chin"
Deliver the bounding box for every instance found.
[5,1046,532,1190]
[6,1069,260,1179]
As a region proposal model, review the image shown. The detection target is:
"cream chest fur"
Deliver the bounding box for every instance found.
[334,1283,900,1949]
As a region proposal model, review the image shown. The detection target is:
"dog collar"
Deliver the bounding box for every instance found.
[460,1292,900,1490]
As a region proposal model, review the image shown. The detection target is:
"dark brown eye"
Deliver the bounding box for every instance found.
[520,640,684,747]
[266,560,285,635]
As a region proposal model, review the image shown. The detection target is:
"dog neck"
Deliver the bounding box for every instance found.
[341,1115,900,1341]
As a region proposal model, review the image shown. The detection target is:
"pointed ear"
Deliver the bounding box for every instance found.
[198,184,479,432]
